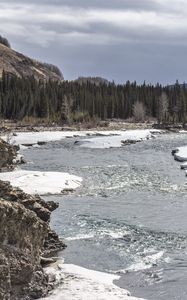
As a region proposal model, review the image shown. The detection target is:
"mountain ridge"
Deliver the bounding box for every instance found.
[0,42,63,82]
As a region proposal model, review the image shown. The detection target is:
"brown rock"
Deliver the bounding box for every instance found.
[0,200,48,299]
[0,181,65,299]
[0,139,17,171]
[0,43,63,82]
[0,137,65,299]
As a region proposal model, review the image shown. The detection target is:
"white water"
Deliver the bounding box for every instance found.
[5,130,187,300]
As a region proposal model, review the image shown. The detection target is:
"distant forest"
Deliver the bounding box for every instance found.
[0,71,187,125]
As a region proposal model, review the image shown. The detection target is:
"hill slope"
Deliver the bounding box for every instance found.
[0,43,63,81]
[75,76,109,86]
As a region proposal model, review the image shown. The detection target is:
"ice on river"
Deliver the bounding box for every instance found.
[75,129,161,149]
[0,170,82,195]
[2,131,86,146]
[42,263,145,300]
[173,146,187,162]
[180,162,187,169]
[1,129,162,149]
[2,130,123,146]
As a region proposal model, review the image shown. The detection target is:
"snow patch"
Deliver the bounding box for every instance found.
[2,129,163,149]
[180,162,187,169]
[42,263,145,300]
[174,146,187,162]
[2,131,122,147]
[179,130,187,134]
[75,130,162,149]
[0,170,82,195]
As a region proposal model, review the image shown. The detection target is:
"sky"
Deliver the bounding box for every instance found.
[0,0,187,84]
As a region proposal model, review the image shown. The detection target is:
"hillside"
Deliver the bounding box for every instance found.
[75,76,109,86]
[0,42,63,81]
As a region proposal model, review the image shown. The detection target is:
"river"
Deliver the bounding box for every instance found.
[21,132,187,300]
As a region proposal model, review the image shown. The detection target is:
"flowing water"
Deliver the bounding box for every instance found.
[22,133,187,300]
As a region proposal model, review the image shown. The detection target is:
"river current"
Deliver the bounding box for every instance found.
[22,132,187,300]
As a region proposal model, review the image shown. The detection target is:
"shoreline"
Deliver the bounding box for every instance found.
[41,262,145,300]
[1,119,185,134]
[0,130,148,300]
[1,129,187,299]
[0,139,66,299]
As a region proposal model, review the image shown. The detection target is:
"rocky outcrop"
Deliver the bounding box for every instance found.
[0,137,65,299]
[0,139,19,171]
[0,43,63,82]
[0,200,48,300]
[0,180,65,300]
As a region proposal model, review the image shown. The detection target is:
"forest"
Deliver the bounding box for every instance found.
[0,71,187,125]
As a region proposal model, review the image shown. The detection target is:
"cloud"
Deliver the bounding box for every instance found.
[0,0,160,11]
[0,0,187,83]
[1,2,187,45]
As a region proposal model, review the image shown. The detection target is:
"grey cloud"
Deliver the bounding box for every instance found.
[12,34,187,85]
[1,0,187,84]
[5,0,160,11]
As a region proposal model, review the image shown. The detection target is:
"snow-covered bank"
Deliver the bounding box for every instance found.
[0,170,82,195]
[1,130,122,146]
[1,129,163,148]
[42,263,145,300]
[173,146,187,162]
[75,129,162,149]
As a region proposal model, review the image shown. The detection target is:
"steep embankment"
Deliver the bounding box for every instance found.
[0,139,65,299]
[0,139,18,171]
[0,42,63,82]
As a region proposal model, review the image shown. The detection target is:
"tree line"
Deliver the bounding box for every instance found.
[0,71,187,125]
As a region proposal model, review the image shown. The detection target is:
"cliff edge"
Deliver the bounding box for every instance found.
[0,40,63,82]
[0,139,65,299]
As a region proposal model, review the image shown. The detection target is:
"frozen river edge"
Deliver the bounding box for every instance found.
[0,129,166,300]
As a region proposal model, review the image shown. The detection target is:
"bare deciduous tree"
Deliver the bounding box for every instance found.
[133,101,146,122]
[158,92,169,124]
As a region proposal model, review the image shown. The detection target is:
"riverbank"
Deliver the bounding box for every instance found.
[1,129,187,299]
[1,128,164,151]
[1,117,187,134]
[0,132,148,300]
[39,131,187,300]
[0,139,66,299]
[0,138,19,171]
[0,119,154,133]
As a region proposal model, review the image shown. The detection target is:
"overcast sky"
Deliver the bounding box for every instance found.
[0,0,187,84]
